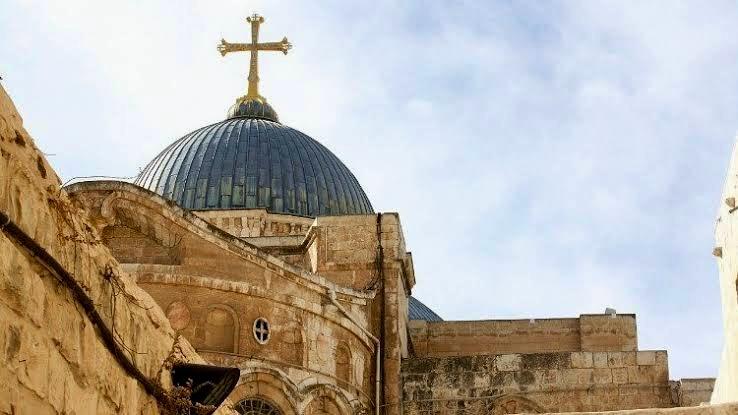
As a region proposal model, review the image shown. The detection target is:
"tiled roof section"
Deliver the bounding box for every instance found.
[134,118,373,217]
[409,296,443,321]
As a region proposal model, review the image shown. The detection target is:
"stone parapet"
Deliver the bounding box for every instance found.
[409,314,637,357]
[671,378,715,407]
[580,314,637,352]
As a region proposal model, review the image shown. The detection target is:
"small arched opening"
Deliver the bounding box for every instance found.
[202,304,239,353]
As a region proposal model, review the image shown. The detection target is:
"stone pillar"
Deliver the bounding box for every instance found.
[378,213,412,415]
[382,265,403,415]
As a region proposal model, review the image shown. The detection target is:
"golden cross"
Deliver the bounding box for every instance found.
[218,14,292,101]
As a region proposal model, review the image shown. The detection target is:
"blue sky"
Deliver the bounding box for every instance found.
[2,1,738,379]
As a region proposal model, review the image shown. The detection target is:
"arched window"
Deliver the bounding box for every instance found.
[236,398,282,415]
[335,342,351,384]
[203,306,237,353]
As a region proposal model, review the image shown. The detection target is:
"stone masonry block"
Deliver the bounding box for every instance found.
[571,352,593,368]
[593,368,613,384]
[655,351,668,366]
[612,367,628,384]
[495,354,521,372]
[622,352,637,367]
[637,351,656,366]
[608,352,625,368]
[540,369,559,385]
[627,366,655,384]
[561,369,581,385]
[594,352,608,368]
[576,368,595,384]
[562,368,594,385]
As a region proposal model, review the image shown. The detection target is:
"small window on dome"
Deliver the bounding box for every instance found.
[253,317,270,344]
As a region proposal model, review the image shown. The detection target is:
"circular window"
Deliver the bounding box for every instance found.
[253,317,270,344]
[236,398,281,415]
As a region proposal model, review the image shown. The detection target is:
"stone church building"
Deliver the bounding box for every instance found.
[0,13,729,415]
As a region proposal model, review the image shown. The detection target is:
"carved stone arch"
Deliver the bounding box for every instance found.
[231,368,300,415]
[486,395,545,415]
[116,204,183,248]
[100,191,184,246]
[334,341,352,385]
[200,303,240,353]
[98,192,184,264]
[99,191,121,222]
[301,384,353,415]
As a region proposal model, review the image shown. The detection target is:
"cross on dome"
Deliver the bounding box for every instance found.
[218,14,292,121]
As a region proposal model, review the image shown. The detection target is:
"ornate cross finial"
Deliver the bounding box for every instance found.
[218,13,292,102]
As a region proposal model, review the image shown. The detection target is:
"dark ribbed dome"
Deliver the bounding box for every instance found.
[135,118,373,217]
[409,297,443,321]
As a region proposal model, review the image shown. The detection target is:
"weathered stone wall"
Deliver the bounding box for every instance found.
[303,214,414,291]
[303,215,379,290]
[402,350,672,415]
[409,319,579,357]
[409,314,637,357]
[67,181,379,414]
[713,135,738,403]
[142,283,372,393]
[0,85,235,414]
[579,315,638,352]
[672,378,715,407]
